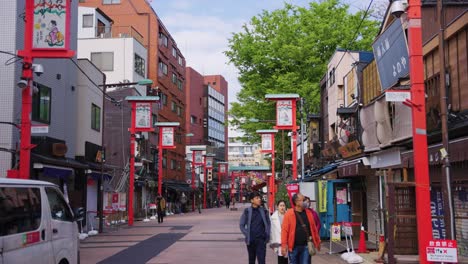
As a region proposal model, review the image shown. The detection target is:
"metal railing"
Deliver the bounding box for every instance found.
[93,26,145,46]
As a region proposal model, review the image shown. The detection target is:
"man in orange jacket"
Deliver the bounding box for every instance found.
[281,193,321,264]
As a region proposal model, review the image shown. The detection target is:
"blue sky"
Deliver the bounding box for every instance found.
[151,0,384,106]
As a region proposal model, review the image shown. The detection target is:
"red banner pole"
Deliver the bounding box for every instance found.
[128,103,136,226]
[191,150,196,211]
[292,100,298,180]
[271,134,276,212]
[203,156,207,209]
[231,171,234,200]
[408,0,432,262]
[158,127,163,196]
[217,170,222,201]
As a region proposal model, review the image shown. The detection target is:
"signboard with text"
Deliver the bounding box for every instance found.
[276,100,294,129]
[135,102,152,129]
[161,127,174,147]
[194,151,203,165]
[219,164,227,174]
[372,19,409,91]
[206,157,213,169]
[426,240,458,263]
[33,0,71,50]
[261,134,273,152]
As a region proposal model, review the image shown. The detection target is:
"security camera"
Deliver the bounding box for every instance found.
[17,79,28,89]
[32,64,44,76]
[391,0,408,18]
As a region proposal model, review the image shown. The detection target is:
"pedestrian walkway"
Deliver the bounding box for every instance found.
[80,204,351,264]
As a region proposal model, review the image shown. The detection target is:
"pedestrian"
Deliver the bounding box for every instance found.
[304,196,321,233]
[281,193,321,264]
[157,195,166,223]
[239,192,271,264]
[198,194,202,214]
[226,196,231,209]
[270,200,288,264]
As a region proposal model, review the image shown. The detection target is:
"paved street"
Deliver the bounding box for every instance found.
[80,204,357,264]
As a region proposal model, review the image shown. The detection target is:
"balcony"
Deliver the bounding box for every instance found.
[93,26,144,46]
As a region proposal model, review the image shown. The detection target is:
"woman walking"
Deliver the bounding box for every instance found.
[270,200,288,264]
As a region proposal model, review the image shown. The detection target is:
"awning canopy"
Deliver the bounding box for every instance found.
[165,183,193,193]
[302,163,339,182]
[36,164,73,178]
[338,157,373,177]
[89,171,112,181]
[32,153,88,169]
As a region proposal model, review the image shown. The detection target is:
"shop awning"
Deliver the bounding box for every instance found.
[165,183,193,193]
[34,164,73,178]
[89,171,112,181]
[303,163,339,182]
[32,153,88,169]
[338,157,373,177]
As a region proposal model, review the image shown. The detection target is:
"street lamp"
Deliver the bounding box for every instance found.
[125,94,158,226]
[154,122,180,196]
[257,129,278,213]
[190,146,206,211]
[265,94,300,180]
[203,153,216,209]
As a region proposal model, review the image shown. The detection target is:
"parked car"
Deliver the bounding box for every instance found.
[0,178,84,264]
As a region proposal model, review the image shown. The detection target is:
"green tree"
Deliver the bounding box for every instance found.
[225,0,379,141]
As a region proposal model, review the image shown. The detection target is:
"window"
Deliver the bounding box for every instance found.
[103,0,120,4]
[0,187,42,236]
[172,47,177,57]
[172,73,177,84]
[178,56,183,66]
[158,61,168,75]
[32,83,51,123]
[191,115,197,124]
[134,54,145,77]
[91,104,101,131]
[171,159,176,170]
[159,32,168,47]
[160,92,168,106]
[45,187,73,222]
[177,79,183,90]
[177,106,182,117]
[162,157,167,168]
[82,14,93,28]
[91,52,114,71]
[171,101,177,112]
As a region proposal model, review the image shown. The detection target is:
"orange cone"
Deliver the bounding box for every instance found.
[356,226,367,253]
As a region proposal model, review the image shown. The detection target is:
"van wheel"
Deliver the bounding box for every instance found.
[59,259,69,264]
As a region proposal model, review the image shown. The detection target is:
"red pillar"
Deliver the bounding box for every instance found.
[128,106,136,226]
[191,151,196,211]
[203,156,207,209]
[270,144,276,212]
[158,127,163,196]
[291,132,298,180]
[408,0,432,262]
[230,171,234,200]
[217,170,222,201]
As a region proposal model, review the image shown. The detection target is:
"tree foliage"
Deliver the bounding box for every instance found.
[225,0,379,143]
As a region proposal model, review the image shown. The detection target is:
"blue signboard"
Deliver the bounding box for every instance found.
[372,19,409,91]
[431,187,446,240]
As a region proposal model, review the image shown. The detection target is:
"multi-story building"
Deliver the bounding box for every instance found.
[79,0,187,186]
[227,119,265,167]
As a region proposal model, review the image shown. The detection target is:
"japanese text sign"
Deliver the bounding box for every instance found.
[261,134,273,152]
[135,102,152,129]
[206,157,213,169]
[426,240,458,263]
[33,0,71,50]
[161,127,174,147]
[194,151,203,165]
[219,164,227,174]
[372,19,409,91]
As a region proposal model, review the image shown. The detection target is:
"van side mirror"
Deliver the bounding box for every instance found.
[74,207,85,222]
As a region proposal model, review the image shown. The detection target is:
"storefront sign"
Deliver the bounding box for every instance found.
[261,134,273,151]
[426,240,458,263]
[135,102,152,129]
[370,148,401,168]
[33,0,71,50]
[385,90,411,102]
[372,19,409,90]
[318,180,327,212]
[338,140,362,158]
[161,127,174,147]
[431,188,446,239]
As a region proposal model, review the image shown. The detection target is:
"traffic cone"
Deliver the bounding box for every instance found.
[356,226,367,253]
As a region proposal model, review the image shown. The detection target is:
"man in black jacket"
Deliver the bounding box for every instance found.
[239,192,271,264]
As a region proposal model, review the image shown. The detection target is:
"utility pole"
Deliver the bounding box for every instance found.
[300,98,305,180]
[437,0,455,240]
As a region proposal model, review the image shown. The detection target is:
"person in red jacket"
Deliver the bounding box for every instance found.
[281,193,321,264]
[304,196,321,233]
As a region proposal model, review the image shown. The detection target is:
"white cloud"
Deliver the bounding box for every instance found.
[169,0,192,11]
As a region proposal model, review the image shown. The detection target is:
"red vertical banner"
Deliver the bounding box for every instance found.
[286,183,300,207]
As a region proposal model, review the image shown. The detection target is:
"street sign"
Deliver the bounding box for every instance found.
[285,160,293,165]
[426,240,458,263]
[372,19,409,91]
[31,125,48,134]
[385,90,411,102]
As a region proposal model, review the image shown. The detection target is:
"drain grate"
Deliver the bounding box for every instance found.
[170,225,192,230]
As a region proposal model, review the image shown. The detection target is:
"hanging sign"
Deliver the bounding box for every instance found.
[33,0,71,50]
[135,102,152,129]
[194,151,203,165]
[206,157,213,169]
[261,134,273,152]
[161,127,174,147]
[276,100,294,128]
[219,163,227,174]
[318,180,327,212]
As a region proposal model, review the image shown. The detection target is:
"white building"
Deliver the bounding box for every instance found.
[227,118,265,167]
[77,7,148,94]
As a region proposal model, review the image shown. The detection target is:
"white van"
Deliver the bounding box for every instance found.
[0,178,83,264]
